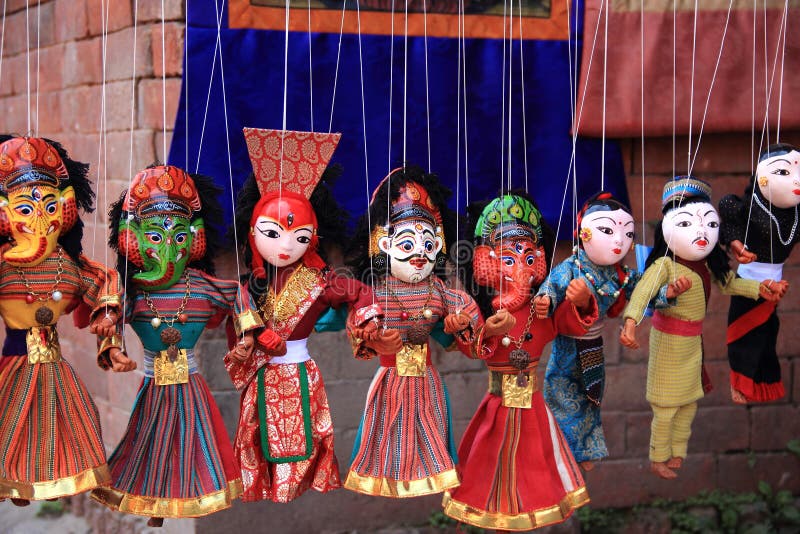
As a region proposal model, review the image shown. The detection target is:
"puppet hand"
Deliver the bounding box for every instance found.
[483,309,516,338]
[533,295,551,319]
[257,329,287,356]
[108,348,137,373]
[352,319,380,341]
[731,240,757,264]
[666,276,692,299]
[364,328,404,354]
[230,333,255,363]
[444,312,472,334]
[759,279,789,301]
[619,318,639,349]
[90,310,118,338]
[566,278,592,311]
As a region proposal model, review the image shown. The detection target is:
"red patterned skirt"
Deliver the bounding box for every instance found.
[443,389,589,531]
[0,354,110,500]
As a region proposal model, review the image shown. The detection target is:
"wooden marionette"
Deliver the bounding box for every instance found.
[226,128,386,503]
[532,192,687,470]
[91,165,262,526]
[0,136,134,506]
[442,193,595,531]
[344,166,487,498]
[719,143,800,404]
[620,176,787,480]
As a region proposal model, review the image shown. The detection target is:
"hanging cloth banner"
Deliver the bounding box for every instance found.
[576,0,800,138]
[169,0,628,231]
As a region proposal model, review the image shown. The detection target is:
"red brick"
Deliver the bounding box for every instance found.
[104,129,157,182]
[60,85,103,133]
[625,411,652,456]
[603,362,649,411]
[34,90,62,134]
[62,38,103,87]
[102,79,134,131]
[3,93,31,133]
[154,128,174,162]
[701,310,729,361]
[105,25,154,81]
[138,77,180,130]
[776,267,800,311]
[702,359,734,407]
[152,22,184,77]
[139,0,183,22]
[32,43,66,93]
[793,359,800,403]
[602,410,627,458]
[87,0,132,36]
[690,406,749,453]
[717,452,800,494]
[54,0,89,42]
[0,54,25,96]
[750,404,800,451]
[776,321,800,358]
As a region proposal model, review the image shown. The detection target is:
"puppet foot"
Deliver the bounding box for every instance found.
[10,498,30,507]
[579,460,595,471]
[147,517,164,528]
[666,457,683,469]
[731,385,748,405]
[650,461,678,480]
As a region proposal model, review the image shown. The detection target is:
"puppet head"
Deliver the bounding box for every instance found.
[577,191,635,266]
[0,137,82,267]
[243,128,341,274]
[755,143,800,209]
[472,194,547,312]
[660,176,719,262]
[117,165,204,290]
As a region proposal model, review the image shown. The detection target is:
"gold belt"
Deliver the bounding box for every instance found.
[488,370,537,409]
[153,349,189,386]
[396,344,427,377]
[27,326,61,364]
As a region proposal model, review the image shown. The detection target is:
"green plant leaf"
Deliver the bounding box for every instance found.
[787,439,800,458]
[757,480,772,498]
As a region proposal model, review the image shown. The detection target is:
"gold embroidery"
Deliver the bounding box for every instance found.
[0,464,111,500]
[26,326,61,364]
[396,344,427,377]
[344,468,459,498]
[91,479,242,518]
[260,265,322,325]
[154,349,189,385]
[501,373,535,409]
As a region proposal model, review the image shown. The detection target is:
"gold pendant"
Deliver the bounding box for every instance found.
[396,343,427,377]
[501,373,534,409]
[26,326,62,364]
[154,348,189,386]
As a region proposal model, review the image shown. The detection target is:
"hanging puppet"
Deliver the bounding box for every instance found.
[719,143,800,403]
[442,193,594,531]
[620,176,787,480]
[344,166,487,498]
[91,165,261,526]
[0,136,134,505]
[227,128,385,503]
[533,192,687,469]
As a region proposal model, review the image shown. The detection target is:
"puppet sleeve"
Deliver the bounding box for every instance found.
[715,271,761,300]
[718,194,747,246]
[76,255,125,367]
[536,255,573,314]
[435,278,484,358]
[322,272,383,359]
[552,294,599,337]
[623,256,672,324]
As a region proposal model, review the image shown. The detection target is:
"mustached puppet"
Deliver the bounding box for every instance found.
[719,143,800,403]
[620,176,787,480]
[345,166,485,498]
[91,165,261,526]
[226,128,383,503]
[441,193,595,531]
[533,192,685,470]
[0,136,133,506]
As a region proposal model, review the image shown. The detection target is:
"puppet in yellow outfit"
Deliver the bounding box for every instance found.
[620,176,787,480]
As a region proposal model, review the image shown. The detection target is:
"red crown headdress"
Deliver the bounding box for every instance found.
[0,137,69,193]
[123,165,202,219]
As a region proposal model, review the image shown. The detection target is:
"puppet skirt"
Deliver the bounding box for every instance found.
[0,354,110,500]
[234,359,340,503]
[345,366,459,498]
[91,374,241,518]
[543,335,608,463]
[443,390,588,531]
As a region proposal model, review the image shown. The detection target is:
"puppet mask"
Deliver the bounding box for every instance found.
[756,149,800,209]
[663,201,719,261]
[494,236,546,311]
[252,195,316,268]
[581,208,634,266]
[378,219,442,283]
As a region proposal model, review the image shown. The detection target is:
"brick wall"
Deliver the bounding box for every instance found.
[0,2,797,533]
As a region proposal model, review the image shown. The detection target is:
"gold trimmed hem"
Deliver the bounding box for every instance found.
[442,487,590,531]
[344,468,459,498]
[0,464,111,500]
[90,479,242,518]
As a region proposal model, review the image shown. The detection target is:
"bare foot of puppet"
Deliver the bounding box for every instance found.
[730,385,748,405]
[650,461,678,480]
[579,460,595,471]
[147,517,164,528]
[10,498,30,506]
[666,457,683,469]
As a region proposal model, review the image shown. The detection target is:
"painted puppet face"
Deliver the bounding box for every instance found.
[496,237,546,311]
[378,219,442,283]
[580,209,635,266]
[253,215,313,268]
[662,201,719,261]
[757,150,800,209]
[127,215,197,290]
[1,184,75,267]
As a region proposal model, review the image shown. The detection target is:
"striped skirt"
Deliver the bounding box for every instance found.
[91,375,241,518]
[345,366,459,498]
[0,355,110,500]
[443,390,589,531]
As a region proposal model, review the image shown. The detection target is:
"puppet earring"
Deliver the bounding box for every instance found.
[579,228,592,242]
[758,176,769,187]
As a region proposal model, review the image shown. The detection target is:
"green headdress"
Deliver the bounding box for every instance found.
[474,194,543,244]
